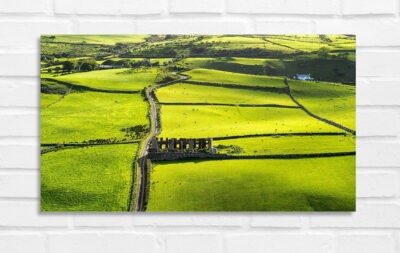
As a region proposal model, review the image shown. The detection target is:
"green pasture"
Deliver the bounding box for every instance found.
[198,35,296,53]
[185,68,286,88]
[54,68,157,91]
[159,105,339,138]
[181,56,355,83]
[44,35,149,45]
[41,92,148,143]
[41,93,62,108]
[214,134,354,155]
[155,82,295,106]
[147,156,355,211]
[289,80,356,130]
[41,144,137,211]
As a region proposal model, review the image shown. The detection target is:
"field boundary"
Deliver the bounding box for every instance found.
[42,78,141,94]
[158,102,299,109]
[212,132,348,140]
[284,78,356,135]
[183,80,287,93]
[150,151,356,162]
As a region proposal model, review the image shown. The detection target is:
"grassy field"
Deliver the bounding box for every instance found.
[41,92,148,143]
[147,156,355,211]
[54,68,157,91]
[155,83,296,106]
[44,35,149,45]
[289,80,356,130]
[185,68,286,88]
[159,105,340,138]
[214,135,355,155]
[41,144,137,211]
[181,56,355,84]
[41,93,62,108]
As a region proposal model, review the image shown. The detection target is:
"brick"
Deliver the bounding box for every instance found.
[77,20,135,33]
[169,0,224,13]
[0,173,39,198]
[357,142,400,167]
[0,80,39,107]
[255,20,314,34]
[337,234,395,253]
[357,172,398,197]
[48,233,159,253]
[358,51,400,78]
[0,114,38,136]
[132,214,247,227]
[166,234,221,253]
[134,20,252,34]
[357,110,398,137]
[342,0,395,15]
[121,0,164,15]
[250,214,302,227]
[54,0,122,15]
[227,0,340,14]
[226,234,332,253]
[0,234,45,253]
[0,53,38,77]
[73,214,132,227]
[0,0,47,14]
[315,19,400,47]
[0,145,39,169]
[357,79,400,105]
[0,201,68,227]
[0,21,72,49]
[311,203,400,228]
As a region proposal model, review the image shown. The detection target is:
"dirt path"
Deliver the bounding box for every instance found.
[130,73,189,212]
[284,78,356,135]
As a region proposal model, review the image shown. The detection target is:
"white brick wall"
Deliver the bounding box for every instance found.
[0,0,399,252]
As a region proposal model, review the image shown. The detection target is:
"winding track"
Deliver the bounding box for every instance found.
[131,73,189,212]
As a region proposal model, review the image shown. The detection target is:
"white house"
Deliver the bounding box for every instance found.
[293,73,314,81]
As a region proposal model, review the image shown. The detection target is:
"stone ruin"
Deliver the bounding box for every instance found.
[148,137,217,161]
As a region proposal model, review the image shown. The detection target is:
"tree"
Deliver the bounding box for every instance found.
[317,47,330,58]
[79,59,98,71]
[62,60,77,72]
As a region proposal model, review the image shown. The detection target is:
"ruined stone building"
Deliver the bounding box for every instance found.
[149,137,214,153]
[148,137,217,161]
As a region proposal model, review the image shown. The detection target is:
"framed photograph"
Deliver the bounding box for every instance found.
[40,35,356,212]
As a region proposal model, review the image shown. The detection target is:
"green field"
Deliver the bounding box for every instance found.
[155,82,296,106]
[147,156,355,211]
[214,135,355,155]
[182,56,355,84]
[159,105,340,138]
[289,80,356,130]
[41,92,148,143]
[45,35,149,45]
[54,68,157,91]
[41,93,62,108]
[41,144,137,211]
[185,68,286,88]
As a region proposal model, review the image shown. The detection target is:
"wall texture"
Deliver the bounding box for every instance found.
[1,0,400,252]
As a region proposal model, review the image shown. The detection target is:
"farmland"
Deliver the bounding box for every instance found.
[40,34,355,212]
[185,68,286,88]
[53,68,157,91]
[147,156,355,211]
[41,144,138,211]
[214,134,355,155]
[159,105,340,138]
[41,92,148,144]
[155,82,296,106]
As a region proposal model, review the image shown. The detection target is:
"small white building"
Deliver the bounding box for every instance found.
[293,73,314,81]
